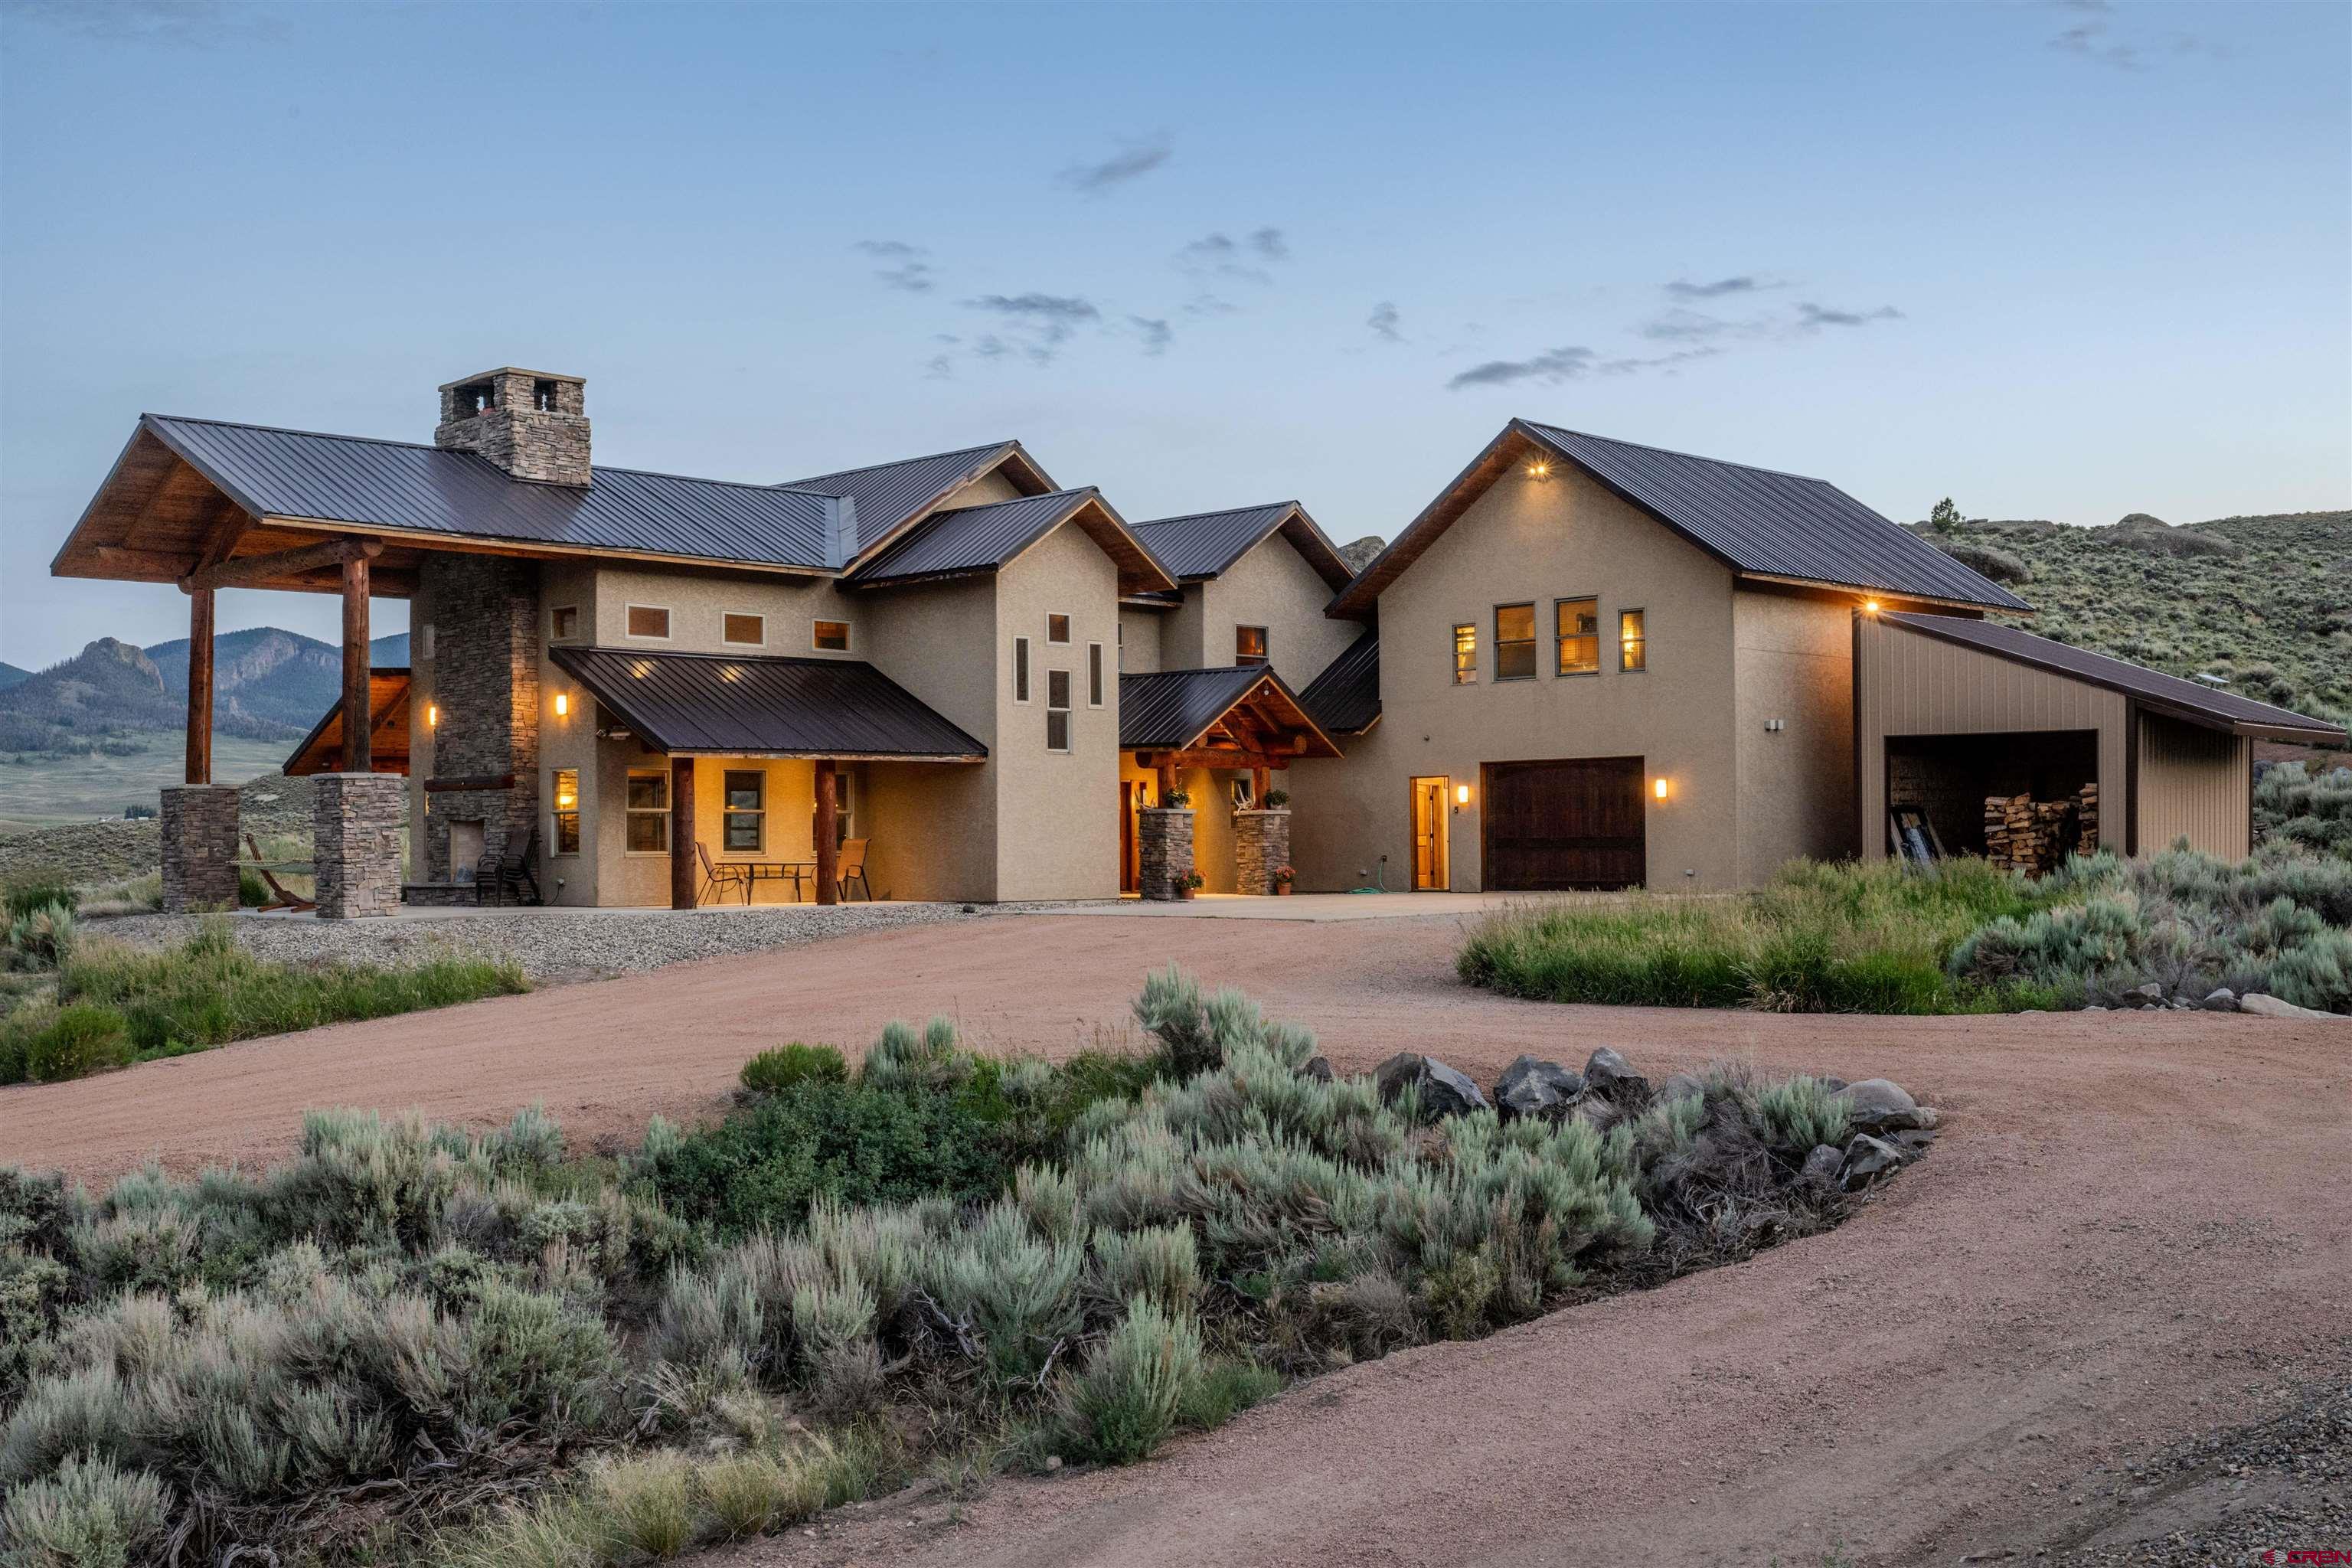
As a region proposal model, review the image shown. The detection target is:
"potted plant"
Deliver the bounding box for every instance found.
[1177,870,1204,900]
[1272,864,1297,896]
[1163,789,1191,808]
[1264,788,1290,809]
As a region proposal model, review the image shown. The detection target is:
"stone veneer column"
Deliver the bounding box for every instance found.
[1137,807,1194,901]
[1232,808,1291,896]
[314,773,406,919]
[160,784,241,913]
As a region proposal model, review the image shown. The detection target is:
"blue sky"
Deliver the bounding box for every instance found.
[2,0,2345,668]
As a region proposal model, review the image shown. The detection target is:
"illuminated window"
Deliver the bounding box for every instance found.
[1494,604,1536,681]
[722,769,764,852]
[550,606,579,642]
[723,613,764,646]
[1047,668,1071,751]
[625,604,671,639]
[1620,608,1647,672]
[1556,596,1599,675]
[1236,626,1269,666]
[626,769,670,854]
[1047,612,1070,644]
[551,768,580,854]
[813,619,850,652]
[1014,636,1031,702]
[1452,622,1478,684]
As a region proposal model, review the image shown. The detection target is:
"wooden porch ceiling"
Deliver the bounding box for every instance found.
[1129,674,1343,772]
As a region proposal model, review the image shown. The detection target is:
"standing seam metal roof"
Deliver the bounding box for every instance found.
[1298,631,1380,735]
[144,414,843,570]
[847,489,1100,584]
[1119,665,1328,750]
[779,443,1020,554]
[549,647,986,758]
[1131,503,1296,577]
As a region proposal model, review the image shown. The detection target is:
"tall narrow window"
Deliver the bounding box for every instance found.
[1556,596,1599,675]
[722,769,764,851]
[812,619,850,652]
[1494,604,1536,681]
[1047,668,1071,751]
[1087,642,1105,707]
[1014,636,1031,702]
[724,612,764,647]
[1116,622,1125,671]
[1452,622,1478,684]
[551,769,580,854]
[626,769,670,853]
[1047,613,1070,644]
[1619,608,1647,672]
[625,605,671,640]
[1236,626,1269,666]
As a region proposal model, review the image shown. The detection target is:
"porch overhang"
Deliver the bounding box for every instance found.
[285,669,413,776]
[1121,665,1344,769]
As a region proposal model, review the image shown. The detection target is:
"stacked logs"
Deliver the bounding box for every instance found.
[2074,782,2099,856]
[1983,786,2099,875]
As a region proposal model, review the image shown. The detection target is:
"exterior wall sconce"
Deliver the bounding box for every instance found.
[1527,460,1550,479]
[1863,599,1881,616]
[554,692,570,717]
[1455,783,1472,806]
[1653,777,1671,802]
[426,703,439,728]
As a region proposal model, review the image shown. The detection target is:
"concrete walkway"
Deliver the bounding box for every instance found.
[1027,890,1635,920]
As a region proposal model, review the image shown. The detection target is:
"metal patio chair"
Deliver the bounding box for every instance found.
[696,841,752,906]
[835,838,875,901]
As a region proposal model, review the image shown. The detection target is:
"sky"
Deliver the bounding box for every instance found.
[2,0,2346,670]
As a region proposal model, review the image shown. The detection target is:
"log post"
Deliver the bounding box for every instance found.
[670,756,697,909]
[1251,764,1270,805]
[814,758,839,905]
[341,550,371,773]
[1156,760,1178,803]
[185,586,214,786]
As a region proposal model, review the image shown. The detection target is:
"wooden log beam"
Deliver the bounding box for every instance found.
[185,588,214,785]
[1138,748,1293,773]
[671,757,697,909]
[341,553,371,773]
[814,759,839,906]
[183,537,380,593]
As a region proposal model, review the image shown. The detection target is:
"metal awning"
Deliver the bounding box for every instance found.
[550,647,987,760]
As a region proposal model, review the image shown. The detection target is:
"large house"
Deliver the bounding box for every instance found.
[51,367,2342,915]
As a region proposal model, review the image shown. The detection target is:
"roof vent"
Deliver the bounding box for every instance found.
[435,368,590,486]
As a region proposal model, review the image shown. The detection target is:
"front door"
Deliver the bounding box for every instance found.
[1410,776,1450,890]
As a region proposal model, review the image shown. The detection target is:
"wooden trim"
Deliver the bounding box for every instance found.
[425,773,517,793]
[341,553,372,773]
[1129,746,1298,772]
[813,759,839,905]
[252,514,841,579]
[1733,573,2022,615]
[185,537,380,592]
[659,750,985,763]
[186,588,214,786]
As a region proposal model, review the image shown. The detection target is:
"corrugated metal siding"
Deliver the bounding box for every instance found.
[147,414,839,569]
[1298,631,1379,734]
[780,443,1014,554]
[1856,613,2127,859]
[550,647,985,759]
[2137,714,2251,858]
[1119,666,1266,749]
[848,490,1094,584]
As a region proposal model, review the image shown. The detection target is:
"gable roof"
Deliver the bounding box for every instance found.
[56,414,851,580]
[1298,630,1380,735]
[284,668,413,776]
[550,646,986,760]
[1329,420,2030,618]
[779,440,1056,560]
[1880,613,2347,742]
[845,488,1178,595]
[1119,665,1342,757]
[1129,501,1354,590]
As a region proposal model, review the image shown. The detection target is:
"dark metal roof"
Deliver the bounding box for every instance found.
[1120,666,1268,749]
[848,489,1096,584]
[1521,424,2030,611]
[1129,501,1354,590]
[1881,613,2347,741]
[779,442,1035,555]
[1298,631,1380,734]
[549,646,986,760]
[142,414,848,571]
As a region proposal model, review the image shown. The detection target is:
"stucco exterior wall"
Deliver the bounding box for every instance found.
[858,577,1000,901]
[1733,586,1859,883]
[2136,713,2251,858]
[937,468,1024,510]
[990,521,1122,901]
[1118,607,1166,675]
[1196,534,1355,688]
[583,565,858,661]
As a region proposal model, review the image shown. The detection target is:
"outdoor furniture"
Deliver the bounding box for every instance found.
[835,838,874,901]
[747,861,811,902]
[475,827,543,906]
[696,841,753,906]
[239,835,315,914]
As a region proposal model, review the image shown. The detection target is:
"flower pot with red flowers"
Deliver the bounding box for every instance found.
[1177,871,1204,900]
[1272,864,1297,896]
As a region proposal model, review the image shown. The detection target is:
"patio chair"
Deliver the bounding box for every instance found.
[835,838,875,901]
[241,835,315,914]
[479,826,544,906]
[697,841,752,906]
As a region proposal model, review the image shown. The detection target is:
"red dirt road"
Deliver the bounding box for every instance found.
[5,913,2348,1565]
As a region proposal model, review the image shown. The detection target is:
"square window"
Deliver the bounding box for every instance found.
[1619,608,1647,672]
[551,768,580,854]
[1047,612,1071,644]
[813,619,850,652]
[724,612,764,646]
[626,605,671,639]
[722,769,764,852]
[550,606,578,642]
[1236,626,1269,666]
[1452,623,1478,684]
[1494,604,1536,681]
[1556,597,1599,675]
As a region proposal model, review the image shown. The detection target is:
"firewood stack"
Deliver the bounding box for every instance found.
[2075,782,2099,855]
[1983,793,2087,876]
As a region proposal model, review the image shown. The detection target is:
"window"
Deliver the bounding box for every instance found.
[1116,622,1125,671]
[1556,596,1599,675]
[625,604,671,640]
[1494,604,1536,681]
[550,607,577,642]
[1014,636,1031,703]
[1088,642,1106,707]
[1452,622,1478,684]
[723,613,764,647]
[1619,608,1647,672]
[813,619,850,652]
[420,624,436,661]
[551,769,580,854]
[1236,626,1269,666]
[626,769,670,854]
[1047,613,1070,645]
[1047,668,1071,751]
[722,769,764,851]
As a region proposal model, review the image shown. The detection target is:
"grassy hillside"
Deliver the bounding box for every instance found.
[1913,509,2350,733]
[0,734,293,834]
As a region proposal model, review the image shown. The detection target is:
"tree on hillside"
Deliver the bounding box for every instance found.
[1929,498,1963,531]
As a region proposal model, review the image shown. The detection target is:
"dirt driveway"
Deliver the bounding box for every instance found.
[4,913,2347,1564]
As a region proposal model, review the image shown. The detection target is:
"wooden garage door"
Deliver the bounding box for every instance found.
[1482,756,1646,890]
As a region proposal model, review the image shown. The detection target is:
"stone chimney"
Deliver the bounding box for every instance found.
[434,368,590,486]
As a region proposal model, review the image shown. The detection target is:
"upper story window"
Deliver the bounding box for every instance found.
[1494,604,1536,681]
[1452,622,1478,684]
[813,619,850,652]
[724,613,765,647]
[1236,626,1269,667]
[1014,636,1032,703]
[1557,597,1599,675]
[1619,608,1648,672]
[1088,642,1106,707]
[1047,669,1072,751]
[625,604,671,640]
[1047,612,1071,645]
[550,606,579,642]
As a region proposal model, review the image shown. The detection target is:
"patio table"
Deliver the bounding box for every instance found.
[746,861,816,903]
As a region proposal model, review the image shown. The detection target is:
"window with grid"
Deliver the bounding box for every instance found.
[1556,596,1599,675]
[1047,669,1071,751]
[722,770,764,852]
[1236,626,1269,666]
[1619,608,1647,671]
[1494,604,1536,681]
[551,769,580,854]
[1452,622,1478,684]
[626,770,670,853]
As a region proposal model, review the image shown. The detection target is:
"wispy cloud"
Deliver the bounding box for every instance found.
[1129,316,1173,357]
[1664,276,1768,300]
[963,292,1102,364]
[10,0,282,45]
[1794,302,1903,329]
[1250,227,1288,261]
[1367,302,1403,343]
[1446,347,1600,390]
[1638,308,1760,344]
[2042,0,2224,70]
[1176,229,1291,286]
[1058,137,1172,194]
[854,240,933,292]
[1181,292,1242,317]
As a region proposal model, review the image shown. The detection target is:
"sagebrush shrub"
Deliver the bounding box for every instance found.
[1054,1295,1204,1465]
[740,1042,848,1095]
[0,1452,168,1568]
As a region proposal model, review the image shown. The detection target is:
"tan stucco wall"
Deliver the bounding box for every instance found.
[1118,607,1166,675]
[2137,713,2251,858]
[858,577,1000,901]
[1158,532,1354,687]
[1289,461,1742,892]
[583,564,861,660]
[1733,586,1859,882]
[937,468,1024,510]
[991,521,1122,900]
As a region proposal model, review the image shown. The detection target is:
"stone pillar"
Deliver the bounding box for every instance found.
[1137,807,1194,901]
[1233,808,1292,896]
[314,773,406,919]
[161,784,241,913]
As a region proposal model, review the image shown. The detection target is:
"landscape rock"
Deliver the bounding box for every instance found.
[1373,1053,1425,1101]
[2239,992,2349,1023]
[1658,1071,1704,1102]
[2203,988,2238,1011]
[1300,1055,1334,1083]
[1841,1133,1904,1190]
[2132,982,2164,1002]
[1374,1052,1491,1116]
[1582,1047,1649,1102]
[1492,1055,1582,1121]
[1800,1144,1845,1187]
[1833,1078,1926,1133]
